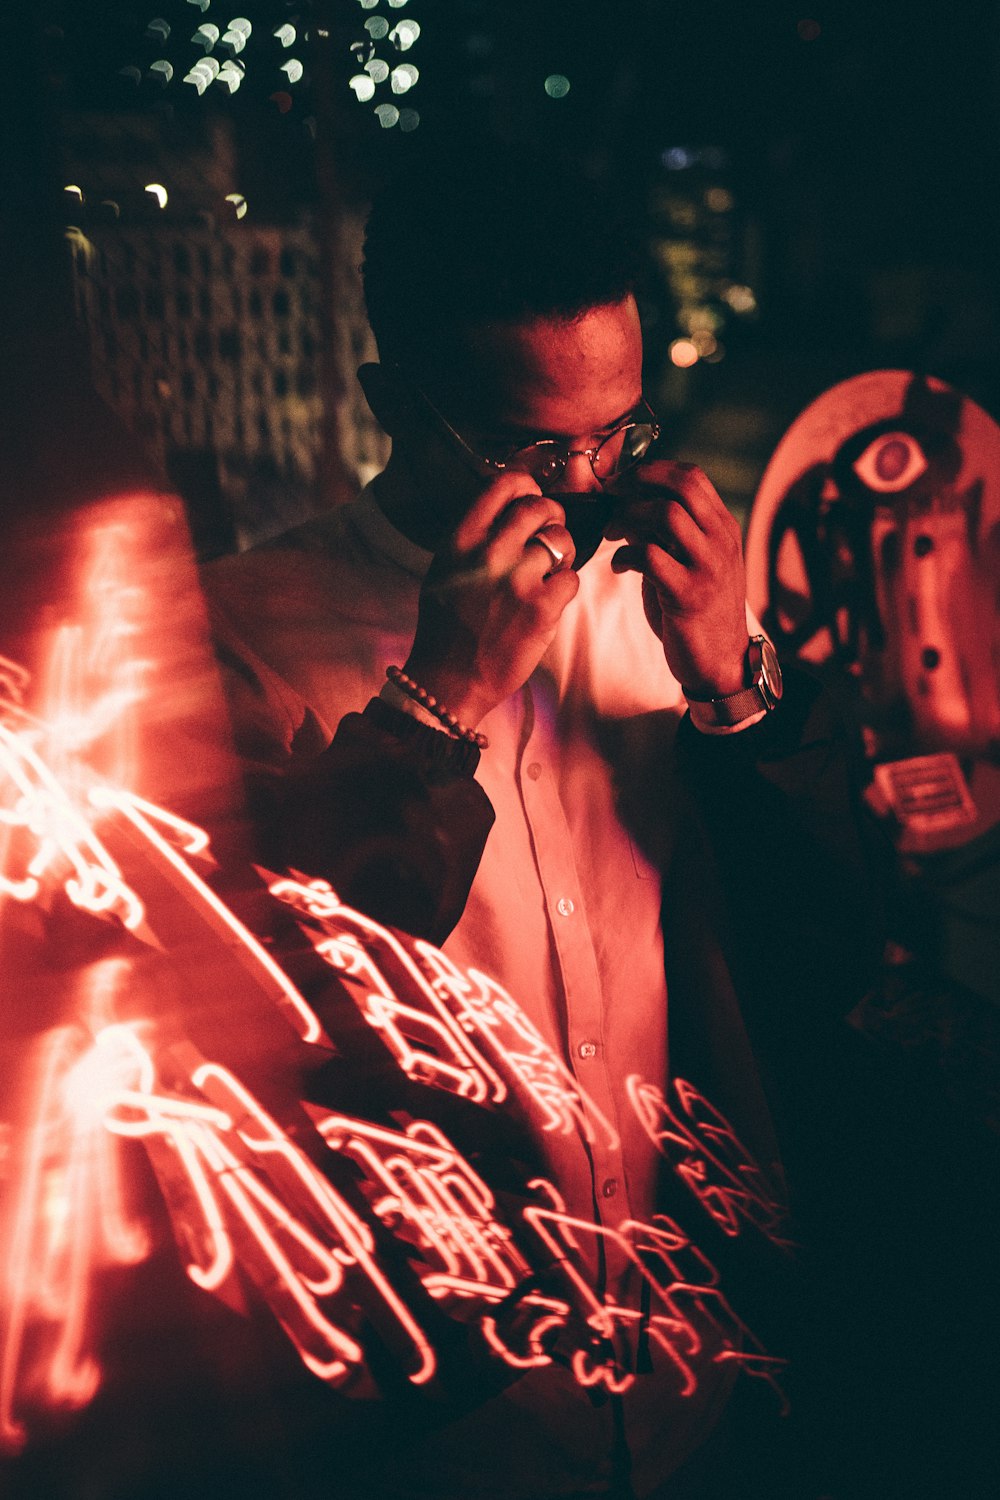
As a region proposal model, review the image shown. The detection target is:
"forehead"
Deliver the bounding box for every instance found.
[449,296,643,435]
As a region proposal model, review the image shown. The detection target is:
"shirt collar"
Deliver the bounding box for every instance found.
[352,480,433,580]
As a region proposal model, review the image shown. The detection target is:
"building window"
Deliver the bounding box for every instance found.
[116,286,140,319]
[218,327,241,361]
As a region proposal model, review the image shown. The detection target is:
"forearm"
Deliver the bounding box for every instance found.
[674,664,890,1032]
[248,697,495,946]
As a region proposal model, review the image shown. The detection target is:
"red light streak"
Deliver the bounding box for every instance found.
[414,942,620,1150]
[92,790,328,1047]
[315,1114,531,1303]
[0,1018,151,1454]
[0,717,145,927]
[272,876,507,1100]
[270,878,619,1150]
[96,1044,438,1387]
[626,1077,792,1248]
[522,1182,787,1406]
[1,577,789,1451]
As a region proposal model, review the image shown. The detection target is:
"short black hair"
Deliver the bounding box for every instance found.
[361,136,642,390]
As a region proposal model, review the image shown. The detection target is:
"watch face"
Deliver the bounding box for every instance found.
[760,638,783,699]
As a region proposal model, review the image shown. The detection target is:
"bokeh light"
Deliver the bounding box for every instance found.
[723,284,757,315]
[390,63,418,94]
[184,56,219,94]
[544,74,571,98]
[349,73,376,102]
[705,187,734,213]
[374,103,401,128]
[219,20,251,58]
[662,147,693,171]
[216,61,244,94]
[669,339,699,368]
[192,23,218,53]
[391,19,420,50]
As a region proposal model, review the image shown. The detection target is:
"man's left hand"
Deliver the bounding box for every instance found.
[604,460,750,697]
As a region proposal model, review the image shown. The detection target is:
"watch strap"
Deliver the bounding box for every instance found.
[684,634,781,730]
[686,683,770,730]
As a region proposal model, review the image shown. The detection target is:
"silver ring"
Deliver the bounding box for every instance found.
[530,530,566,571]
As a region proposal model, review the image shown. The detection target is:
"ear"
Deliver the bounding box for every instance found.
[357,362,413,438]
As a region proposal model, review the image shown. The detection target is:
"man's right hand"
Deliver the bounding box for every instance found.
[403,473,579,727]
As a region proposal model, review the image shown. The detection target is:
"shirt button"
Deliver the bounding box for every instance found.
[526,761,542,781]
[556,897,575,917]
[601,1178,619,1199]
[578,1041,597,1059]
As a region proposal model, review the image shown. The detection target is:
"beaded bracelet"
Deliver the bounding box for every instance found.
[386,666,490,749]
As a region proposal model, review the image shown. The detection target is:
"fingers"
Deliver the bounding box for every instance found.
[462,487,573,580]
[525,522,576,575]
[524,559,581,617]
[611,542,688,591]
[513,520,579,627]
[605,461,743,597]
[606,460,738,539]
[452,473,545,552]
[609,499,712,575]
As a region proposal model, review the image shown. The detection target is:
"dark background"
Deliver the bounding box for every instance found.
[5,0,1000,529]
[2,6,1000,1497]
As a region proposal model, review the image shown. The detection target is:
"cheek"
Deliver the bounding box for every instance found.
[405,437,483,534]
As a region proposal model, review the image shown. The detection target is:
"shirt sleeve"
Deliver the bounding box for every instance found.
[203,595,495,945]
[673,662,891,1037]
[241,697,495,948]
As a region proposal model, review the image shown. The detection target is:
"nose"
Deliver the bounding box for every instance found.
[549,449,602,494]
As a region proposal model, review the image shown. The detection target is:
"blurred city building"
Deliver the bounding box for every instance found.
[60,111,385,554]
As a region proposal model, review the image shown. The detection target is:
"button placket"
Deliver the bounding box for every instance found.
[516,686,629,1221]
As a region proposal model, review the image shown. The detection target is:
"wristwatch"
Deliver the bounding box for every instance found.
[684,635,783,730]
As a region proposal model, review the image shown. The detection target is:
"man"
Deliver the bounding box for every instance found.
[203,143,883,1497]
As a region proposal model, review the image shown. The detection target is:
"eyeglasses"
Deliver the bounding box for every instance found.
[412,382,661,488]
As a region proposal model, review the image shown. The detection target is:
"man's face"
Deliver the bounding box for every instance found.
[399,296,645,545]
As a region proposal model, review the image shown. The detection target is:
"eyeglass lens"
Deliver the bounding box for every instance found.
[506,424,658,485]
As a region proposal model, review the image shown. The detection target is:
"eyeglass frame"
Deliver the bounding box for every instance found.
[399,369,662,488]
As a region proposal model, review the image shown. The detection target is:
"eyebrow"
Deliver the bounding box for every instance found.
[488,399,645,446]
